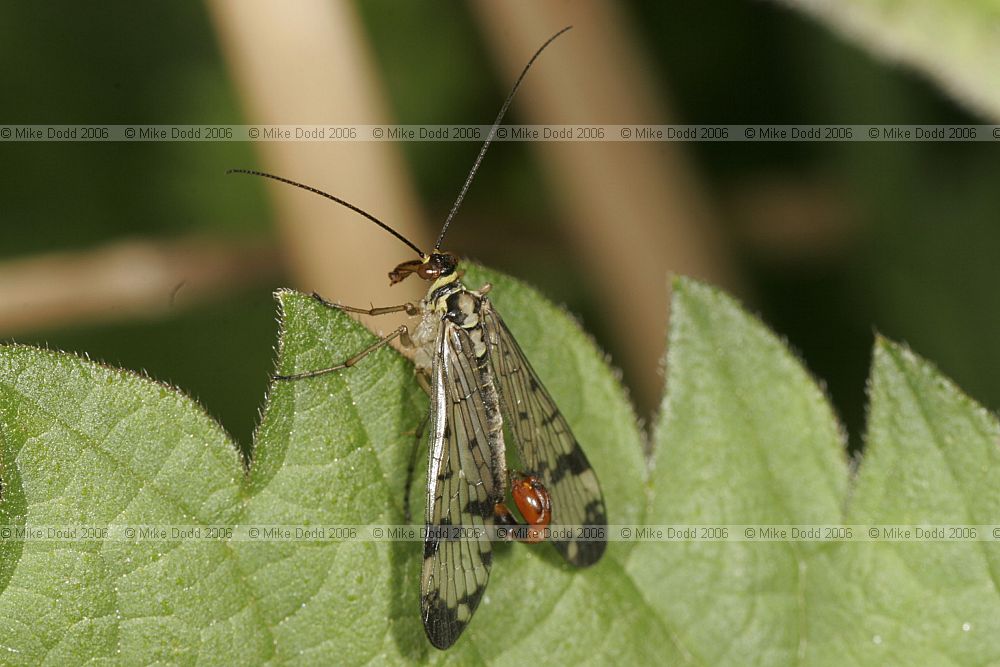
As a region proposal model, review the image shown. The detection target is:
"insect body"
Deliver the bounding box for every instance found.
[231,26,605,650]
[404,253,606,648]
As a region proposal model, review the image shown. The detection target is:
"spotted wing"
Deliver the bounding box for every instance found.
[420,318,507,649]
[481,298,607,566]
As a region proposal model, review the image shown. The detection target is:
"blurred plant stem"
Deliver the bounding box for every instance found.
[207,0,428,339]
[0,236,278,336]
[470,0,738,415]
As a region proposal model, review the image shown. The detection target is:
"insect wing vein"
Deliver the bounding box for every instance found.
[481,299,607,566]
[420,319,506,649]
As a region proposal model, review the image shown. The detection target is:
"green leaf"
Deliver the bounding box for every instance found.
[5,270,997,664]
[628,278,850,665]
[237,287,427,662]
[805,338,1000,665]
[0,264,651,664]
[630,277,1000,666]
[0,348,250,663]
[778,0,1000,119]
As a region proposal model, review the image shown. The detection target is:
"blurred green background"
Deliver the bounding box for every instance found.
[3,1,998,453]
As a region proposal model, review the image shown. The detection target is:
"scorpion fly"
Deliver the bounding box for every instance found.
[231,25,606,650]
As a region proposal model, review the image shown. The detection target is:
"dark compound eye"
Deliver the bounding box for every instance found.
[434,253,457,274]
[416,253,457,280]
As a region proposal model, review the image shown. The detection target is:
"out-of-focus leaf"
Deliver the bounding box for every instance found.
[777,0,1000,119]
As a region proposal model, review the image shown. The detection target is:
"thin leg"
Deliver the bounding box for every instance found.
[274,325,410,381]
[312,292,419,317]
[402,413,429,525]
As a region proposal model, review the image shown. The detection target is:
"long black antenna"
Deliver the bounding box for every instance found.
[433,25,572,251]
[227,168,425,258]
